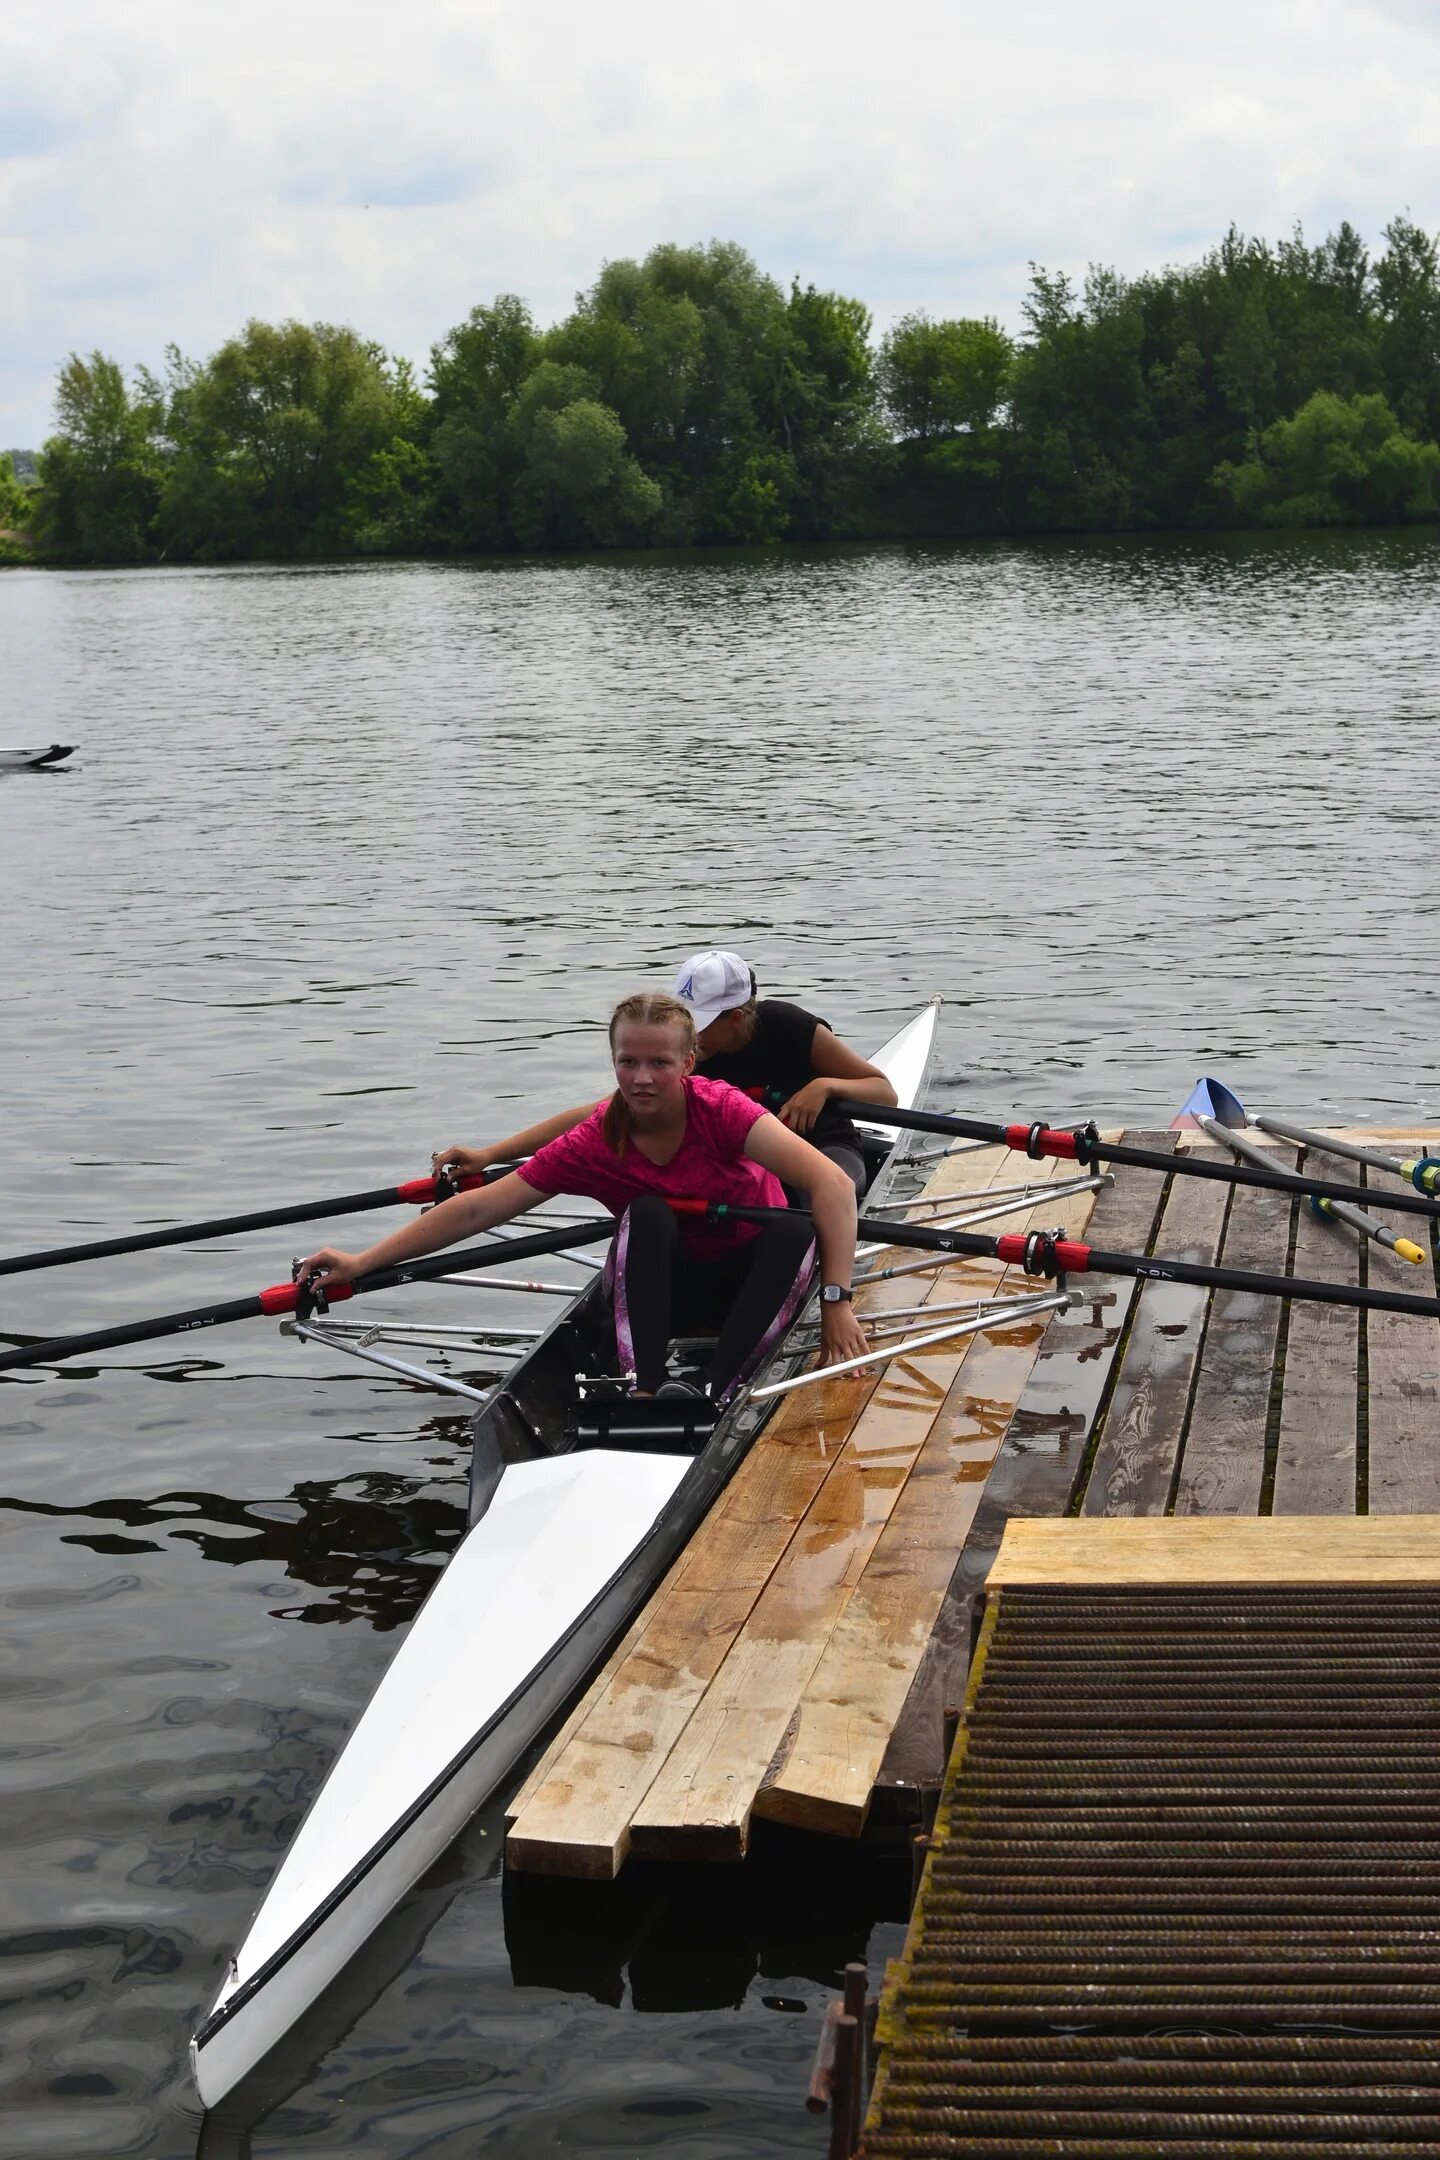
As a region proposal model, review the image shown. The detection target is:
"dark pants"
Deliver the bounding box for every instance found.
[610,1195,816,1403]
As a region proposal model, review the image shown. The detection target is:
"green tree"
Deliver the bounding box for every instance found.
[0,453,29,527]
[1212,390,1440,526]
[429,295,542,547]
[507,363,661,548]
[877,313,1013,439]
[1373,216,1440,440]
[1008,267,1151,526]
[30,353,162,561]
[550,242,797,539]
[154,321,402,557]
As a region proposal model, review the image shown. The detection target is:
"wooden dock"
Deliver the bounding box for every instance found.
[505,1125,1440,1880]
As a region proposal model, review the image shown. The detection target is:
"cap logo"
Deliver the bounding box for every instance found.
[678,973,695,998]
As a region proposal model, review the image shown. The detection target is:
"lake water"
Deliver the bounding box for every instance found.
[2,532,1439,2159]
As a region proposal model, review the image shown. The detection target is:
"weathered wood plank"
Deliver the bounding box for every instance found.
[989,1512,1440,1586]
[877,1136,1173,1793]
[625,1159,1074,1863]
[1172,1144,1295,1519]
[756,1172,1103,1838]
[1081,1164,1230,1518]
[1271,1151,1359,1517]
[1364,1156,1440,1516]
[505,1140,1020,1874]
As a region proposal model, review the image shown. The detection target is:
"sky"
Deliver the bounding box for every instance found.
[3,0,1439,448]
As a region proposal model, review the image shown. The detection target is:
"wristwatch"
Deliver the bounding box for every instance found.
[820,1284,853,1304]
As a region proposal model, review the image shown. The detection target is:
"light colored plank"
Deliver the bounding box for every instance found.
[989,1512,1440,1586]
[1272,1152,1358,1516]
[505,1139,1021,1874]
[879,1135,1165,1792]
[756,1172,1103,1837]
[626,1161,1072,1863]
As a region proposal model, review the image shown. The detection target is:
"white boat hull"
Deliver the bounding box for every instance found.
[192,1450,687,2105]
[192,1000,939,2108]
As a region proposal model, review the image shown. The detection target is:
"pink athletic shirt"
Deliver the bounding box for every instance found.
[517,1076,788,1257]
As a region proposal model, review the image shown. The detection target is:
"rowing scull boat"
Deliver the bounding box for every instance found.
[191,999,939,2106]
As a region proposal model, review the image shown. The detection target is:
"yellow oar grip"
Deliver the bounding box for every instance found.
[1396,1237,1427,1265]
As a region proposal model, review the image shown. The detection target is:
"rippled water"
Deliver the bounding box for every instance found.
[3,533,1439,2158]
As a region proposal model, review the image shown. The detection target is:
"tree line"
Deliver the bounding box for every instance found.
[6,219,1440,566]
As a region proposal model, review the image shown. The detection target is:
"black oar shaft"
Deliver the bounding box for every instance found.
[0,1168,510,1281]
[0,1219,612,1375]
[835,1100,1440,1223]
[0,1293,273,1369]
[683,1202,1440,1325]
[1084,1244,1440,1320]
[0,1185,416,1280]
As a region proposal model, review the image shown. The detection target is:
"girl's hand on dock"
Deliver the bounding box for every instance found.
[298,1246,362,1288]
[820,1305,871,1371]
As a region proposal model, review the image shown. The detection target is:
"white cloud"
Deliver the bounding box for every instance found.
[3,0,1439,445]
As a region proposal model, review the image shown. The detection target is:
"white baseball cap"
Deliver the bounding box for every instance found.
[673,949,753,1031]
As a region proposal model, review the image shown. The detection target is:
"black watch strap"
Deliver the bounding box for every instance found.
[821,1283,853,1303]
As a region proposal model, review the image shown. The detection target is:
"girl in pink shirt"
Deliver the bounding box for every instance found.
[299,994,868,1403]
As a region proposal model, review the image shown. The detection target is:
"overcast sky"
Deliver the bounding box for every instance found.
[4,0,1438,447]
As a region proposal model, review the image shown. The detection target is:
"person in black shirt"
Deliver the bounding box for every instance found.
[432,952,898,1194]
[669,949,898,1190]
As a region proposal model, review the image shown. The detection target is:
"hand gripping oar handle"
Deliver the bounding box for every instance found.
[1197,1115,1427,1265]
[0,1218,613,1374]
[831,1100,1440,1224]
[0,1167,516,1281]
[671,1201,1440,1323]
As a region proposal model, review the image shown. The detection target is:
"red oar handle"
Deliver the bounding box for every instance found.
[0,1217,614,1375]
[994,1233,1093,1272]
[393,1172,492,1205]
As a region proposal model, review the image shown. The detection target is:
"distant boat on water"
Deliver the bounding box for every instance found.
[0,744,76,770]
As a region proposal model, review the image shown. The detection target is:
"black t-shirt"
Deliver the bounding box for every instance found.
[698,999,860,1151]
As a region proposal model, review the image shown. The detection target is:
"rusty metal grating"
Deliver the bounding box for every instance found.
[863,1586,1440,2156]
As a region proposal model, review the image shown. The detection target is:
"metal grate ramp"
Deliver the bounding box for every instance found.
[863,1546,1440,2156]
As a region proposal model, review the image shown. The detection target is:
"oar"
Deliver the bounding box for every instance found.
[0,1166,518,1281]
[1191,1110,1427,1267]
[831,1098,1440,1224]
[0,1219,613,1375]
[1253,1114,1440,1198]
[670,1200,1440,1323]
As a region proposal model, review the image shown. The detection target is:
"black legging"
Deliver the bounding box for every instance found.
[610,1195,816,1403]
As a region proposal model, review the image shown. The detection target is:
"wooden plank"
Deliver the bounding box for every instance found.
[1172,1145,1295,1518]
[1081,1164,1230,1517]
[1364,1159,1440,1515]
[988,1512,1440,1586]
[877,1136,1173,1793]
[624,1160,1073,1863]
[756,1172,1104,1838]
[505,1141,1021,1874]
[1271,1150,1359,1517]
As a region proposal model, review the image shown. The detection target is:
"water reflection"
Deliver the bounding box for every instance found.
[0,1470,467,1629]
